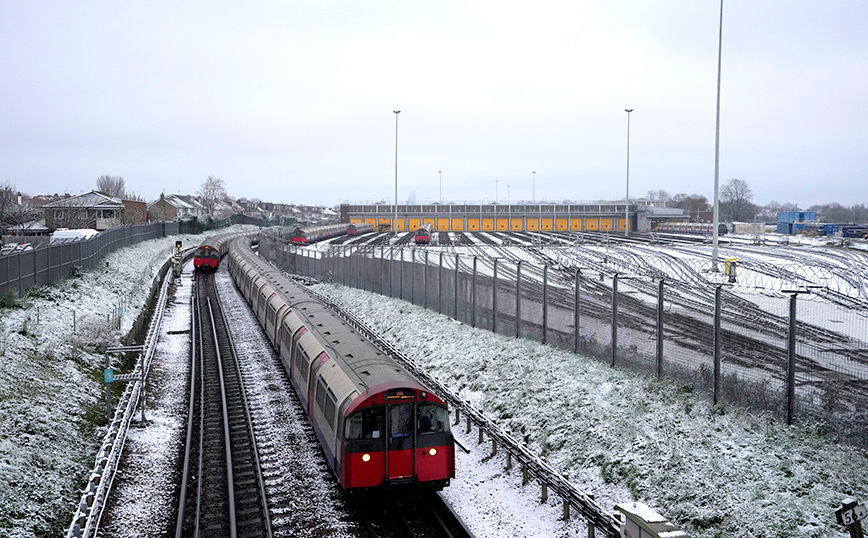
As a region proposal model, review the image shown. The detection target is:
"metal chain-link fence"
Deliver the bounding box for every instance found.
[258,232,868,444]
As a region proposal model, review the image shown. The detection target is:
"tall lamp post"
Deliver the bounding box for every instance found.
[532,170,539,232]
[439,170,442,204]
[624,108,633,237]
[711,0,724,272]
[507,184,511,231]
[393,110,400,235]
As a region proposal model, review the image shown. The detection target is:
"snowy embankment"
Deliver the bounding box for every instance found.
[0,227,250,537]
[313,283,868,538]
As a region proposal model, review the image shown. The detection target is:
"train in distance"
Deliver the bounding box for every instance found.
[414,223,433,245]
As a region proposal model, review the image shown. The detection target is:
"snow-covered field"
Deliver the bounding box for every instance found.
[313,283,868,538]
[0,226,253,537]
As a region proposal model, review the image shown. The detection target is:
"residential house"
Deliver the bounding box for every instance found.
[41,190,124,231]
[148,193,206,221]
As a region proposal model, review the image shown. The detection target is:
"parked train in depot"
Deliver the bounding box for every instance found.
[654,222,729,235]
[414,223,433,245]
[347,222,375,236]
[226,236,455,495]
[291,223,351,244]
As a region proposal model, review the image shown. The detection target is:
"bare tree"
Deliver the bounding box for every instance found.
[0,182,39,236]
[646,189,671,206]
[96,175,126,198]
[721,178,754,221]
[198,176,227,217]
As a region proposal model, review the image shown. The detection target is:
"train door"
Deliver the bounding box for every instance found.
[386,403,415,480]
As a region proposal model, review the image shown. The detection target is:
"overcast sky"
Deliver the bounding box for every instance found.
[2,1,866,208]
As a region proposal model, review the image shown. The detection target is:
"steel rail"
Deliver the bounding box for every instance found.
[208,297,239,538]
[174,288,199,538]
[216,283,274,538]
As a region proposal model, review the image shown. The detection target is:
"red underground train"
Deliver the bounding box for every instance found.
[227,236,455,496]
[414,223,433,245]
[192,245,221,271]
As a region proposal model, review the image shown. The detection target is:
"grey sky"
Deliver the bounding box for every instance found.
[2,1,866,208]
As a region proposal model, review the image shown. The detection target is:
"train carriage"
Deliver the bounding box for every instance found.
[291,223,351,244]
[347,223,375,236]
[227,237,455,495]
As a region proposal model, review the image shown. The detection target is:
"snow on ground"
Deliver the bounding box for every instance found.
[0,226,253,538]
[313,283,868,538]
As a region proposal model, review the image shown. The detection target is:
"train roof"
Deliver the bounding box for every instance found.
[230,237,433,403]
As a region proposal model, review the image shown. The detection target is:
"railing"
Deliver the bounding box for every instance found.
[64,251,180,538]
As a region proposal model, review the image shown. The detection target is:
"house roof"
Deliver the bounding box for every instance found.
[147,194,205,210]
[42,190,124,209]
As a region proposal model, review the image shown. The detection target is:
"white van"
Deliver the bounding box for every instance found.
[50,228,100,244]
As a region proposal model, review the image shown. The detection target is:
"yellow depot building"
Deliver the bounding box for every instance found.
[339,202,665,233]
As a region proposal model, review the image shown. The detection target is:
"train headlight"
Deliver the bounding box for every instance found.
[420,391,428,399]
[362,454,371,462]
[428,448,437,457]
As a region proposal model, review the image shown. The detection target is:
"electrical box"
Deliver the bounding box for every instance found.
[614,502,689,538]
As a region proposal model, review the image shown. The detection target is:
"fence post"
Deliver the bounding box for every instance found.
[713,285,722,404]
[424,250,429,310]
[471,256,477,328]
[492,258,498,333]
[411,249,416,305]
[657,279,665,379]
[389,247,394,298]
[439,252,444,314]
[611,274,618,367]
[454,254,459,320]
[516,261,522,338]
[787,293,797,425]
[575,269,581,353]
[399,248,404,301]
[381,246,386,296]
[542,264,548,345]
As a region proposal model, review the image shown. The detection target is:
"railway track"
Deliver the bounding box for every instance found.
[353,494,471,538]
[176,274,272,538]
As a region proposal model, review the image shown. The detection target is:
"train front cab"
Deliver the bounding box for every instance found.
[341,388,454,496]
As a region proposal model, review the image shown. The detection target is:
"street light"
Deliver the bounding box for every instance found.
[532,170,539,232]
[439,170,442,204]
[394,110,400,235]
[507,184,511,231]
[532,171,536,202]
[711,0,724,271]
[495,180,499,203]
[625,108,633,238]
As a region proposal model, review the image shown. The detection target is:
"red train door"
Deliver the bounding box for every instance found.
[386,403,415,480]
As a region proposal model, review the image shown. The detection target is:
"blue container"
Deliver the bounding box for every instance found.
[777,222,792,234]
[824,224,840,235]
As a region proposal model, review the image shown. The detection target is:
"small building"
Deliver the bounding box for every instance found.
[776,211,817,235]
[41,191,124,231]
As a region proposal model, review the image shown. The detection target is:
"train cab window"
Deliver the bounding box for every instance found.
[389,404,412,442]
[345,407,384,440]
[417,404,450,434]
